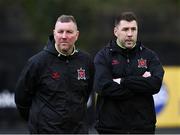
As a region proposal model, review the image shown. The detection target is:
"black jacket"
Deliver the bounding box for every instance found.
[94,40,164,133]
[15,35,94,133]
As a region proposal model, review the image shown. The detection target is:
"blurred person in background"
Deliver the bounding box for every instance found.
[15,15,94,134]
[94,11,164,134]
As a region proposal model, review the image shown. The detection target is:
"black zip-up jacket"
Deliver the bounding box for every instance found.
[15,35,94,133]
[94,40,164,133]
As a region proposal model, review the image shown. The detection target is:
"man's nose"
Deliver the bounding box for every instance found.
[62,32,67,38]
[127,30,133,36]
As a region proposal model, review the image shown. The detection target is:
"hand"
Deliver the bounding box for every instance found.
[113,78,121,84]
[142,71,151,78]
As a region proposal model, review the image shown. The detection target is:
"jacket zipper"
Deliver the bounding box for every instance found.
[126,54,130,63]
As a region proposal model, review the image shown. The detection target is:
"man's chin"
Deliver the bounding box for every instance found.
[61,48,69,53]
[125,44,134,49]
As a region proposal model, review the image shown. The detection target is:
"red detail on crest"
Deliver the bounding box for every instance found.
[112,59,120,65]
[138,58,147,68]
[51,72,60,79]
[77,68,86,80]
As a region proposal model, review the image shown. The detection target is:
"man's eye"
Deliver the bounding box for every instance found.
[57,31,64,33]
[131,28,136,31]
[123,28,128,31]
[67,31,73,33]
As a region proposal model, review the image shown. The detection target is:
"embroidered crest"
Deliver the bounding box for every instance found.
[138,58,147,68]
[77,68,86,80]
[51,72,60,80]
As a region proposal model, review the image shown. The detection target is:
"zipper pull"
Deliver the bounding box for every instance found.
[66,59,69,64]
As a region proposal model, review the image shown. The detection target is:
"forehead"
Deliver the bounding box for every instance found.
[55,21,77,30]
[118,20,137,28]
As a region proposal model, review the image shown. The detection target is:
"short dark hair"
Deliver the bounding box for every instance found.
[56,15,77,26]
[114,12,137,26]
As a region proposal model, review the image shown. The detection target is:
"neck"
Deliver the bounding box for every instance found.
[116,39,136,49]
[116,39,126,49]
[55,44,76,56]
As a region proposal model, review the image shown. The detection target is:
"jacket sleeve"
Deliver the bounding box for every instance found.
[15,59,38,121]
[122,52,164,95]
[86,55,95,102]
[94,50,133,99]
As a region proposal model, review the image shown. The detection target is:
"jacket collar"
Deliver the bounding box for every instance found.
[44,35,78,57]
[107,40,143,54]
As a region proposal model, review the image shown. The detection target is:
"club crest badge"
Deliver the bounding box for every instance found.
[77,67,86,80]
[138,58,147,68]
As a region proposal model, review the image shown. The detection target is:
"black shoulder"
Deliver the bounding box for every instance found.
[142,45,158,55]
[95,40,113,57]
[95,44,111,61]
[77,50,92,59]
[140,45,161,62]
[28,50,48,63]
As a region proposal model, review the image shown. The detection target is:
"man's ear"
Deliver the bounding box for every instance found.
[53,29,55,35]
[114,27,118,37]
[75,31,79,41]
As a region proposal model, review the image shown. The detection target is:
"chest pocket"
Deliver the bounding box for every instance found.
[130,57,149,76]
[111,55,149,78]
[111,55,126,78]
[39,69,66,97]
[71,67,89,90]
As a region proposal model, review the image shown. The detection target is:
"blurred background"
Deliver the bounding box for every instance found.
[0,0,180,133]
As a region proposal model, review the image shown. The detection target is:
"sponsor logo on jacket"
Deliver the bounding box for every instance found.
[112,59,120,65]
[51,72,60,80]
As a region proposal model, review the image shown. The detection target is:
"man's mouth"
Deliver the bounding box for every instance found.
[61,42,68,45]
[126,40,133,44]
